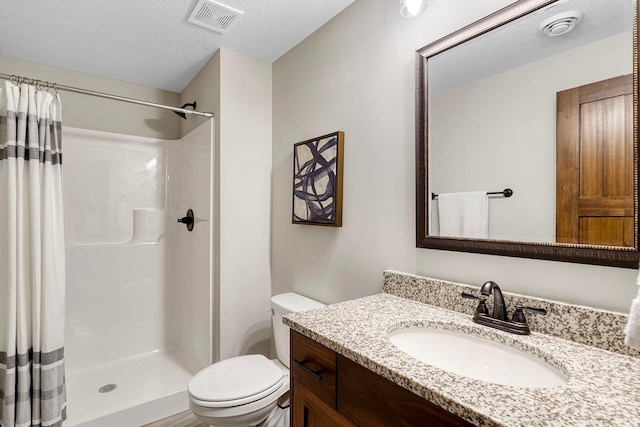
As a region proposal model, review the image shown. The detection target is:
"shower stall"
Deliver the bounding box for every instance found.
[62,121,213,426]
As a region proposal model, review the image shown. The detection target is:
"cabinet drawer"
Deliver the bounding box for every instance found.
[291,330,337,408]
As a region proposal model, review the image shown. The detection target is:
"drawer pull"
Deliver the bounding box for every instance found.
[294,358,324,380]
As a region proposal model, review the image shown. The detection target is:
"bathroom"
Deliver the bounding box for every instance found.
[1,0,639,426]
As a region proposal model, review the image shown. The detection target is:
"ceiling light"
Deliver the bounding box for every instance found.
[400,0,428,18]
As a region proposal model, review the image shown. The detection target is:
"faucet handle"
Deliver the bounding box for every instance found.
[522,305,547,315]
[461,292,489,302]
[461,292,489,316]
[461,291,481,300]
[512,304,547,323]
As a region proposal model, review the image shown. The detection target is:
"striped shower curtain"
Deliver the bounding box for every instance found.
[0,81,67,426]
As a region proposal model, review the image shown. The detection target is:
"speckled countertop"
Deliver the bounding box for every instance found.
[284,293,640,427]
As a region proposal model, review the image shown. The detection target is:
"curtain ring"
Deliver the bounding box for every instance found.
[52,83,60,96]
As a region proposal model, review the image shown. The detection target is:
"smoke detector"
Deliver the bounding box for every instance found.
[538,11,584,37]
[188,0,244,34]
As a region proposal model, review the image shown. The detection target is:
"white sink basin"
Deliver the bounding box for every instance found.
[387,327,568,388]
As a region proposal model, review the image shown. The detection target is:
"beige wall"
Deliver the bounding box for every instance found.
[0,56,180,139]
[180,53,220,139]
[272,0,638,312]
[218,48,273,360]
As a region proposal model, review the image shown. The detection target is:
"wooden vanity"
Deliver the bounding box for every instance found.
[284,280,640,427]
[290,330,472,426]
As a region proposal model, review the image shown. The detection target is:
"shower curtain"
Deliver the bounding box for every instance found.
[0,81,67,426]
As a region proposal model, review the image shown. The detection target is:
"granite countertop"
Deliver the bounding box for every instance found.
[284,293,640,427]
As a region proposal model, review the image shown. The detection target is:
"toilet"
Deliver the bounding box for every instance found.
[188,293,324,426]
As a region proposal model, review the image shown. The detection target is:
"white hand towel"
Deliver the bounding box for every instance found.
[624,271,640,351]
[437,191,488,238]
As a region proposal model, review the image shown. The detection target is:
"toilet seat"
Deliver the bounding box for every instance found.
[188,355,285,408]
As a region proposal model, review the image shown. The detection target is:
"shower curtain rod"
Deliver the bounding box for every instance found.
[0,72,214,118]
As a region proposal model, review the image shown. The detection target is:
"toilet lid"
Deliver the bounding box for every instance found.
[189,355,285,402]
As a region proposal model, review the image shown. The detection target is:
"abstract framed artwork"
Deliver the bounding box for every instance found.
[292,131,344,227]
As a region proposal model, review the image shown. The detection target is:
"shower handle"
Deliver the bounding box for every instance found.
[177,209,194,231]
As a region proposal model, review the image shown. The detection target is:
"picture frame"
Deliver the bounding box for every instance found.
[292,131,344,227]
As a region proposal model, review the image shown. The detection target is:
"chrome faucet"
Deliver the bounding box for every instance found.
[480,280,508,321]
[461,281,547,335]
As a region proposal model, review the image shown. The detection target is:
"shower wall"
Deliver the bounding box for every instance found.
[167,121,213,371]
[64,127,171,370]
[63,123,213,425]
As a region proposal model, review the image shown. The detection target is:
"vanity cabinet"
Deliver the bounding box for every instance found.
[290,329,353,426]
[290,330,472,427]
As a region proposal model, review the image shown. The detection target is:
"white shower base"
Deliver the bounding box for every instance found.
[66,350,194,427]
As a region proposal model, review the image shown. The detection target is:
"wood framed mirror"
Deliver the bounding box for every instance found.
[415,0,639,268]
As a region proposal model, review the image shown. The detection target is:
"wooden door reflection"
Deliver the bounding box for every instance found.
[556,74,633,246]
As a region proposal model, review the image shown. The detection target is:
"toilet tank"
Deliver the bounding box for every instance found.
[271,292,325,368]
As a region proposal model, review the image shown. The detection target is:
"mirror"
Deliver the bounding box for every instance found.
[416,0,638,268]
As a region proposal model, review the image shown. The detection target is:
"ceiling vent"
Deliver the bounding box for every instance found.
[188,0,244,34]
[538,11,584,37]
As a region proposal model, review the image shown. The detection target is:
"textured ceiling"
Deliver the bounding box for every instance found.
[0,0,355,92]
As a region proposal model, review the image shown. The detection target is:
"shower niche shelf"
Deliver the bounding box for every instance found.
[65,208,169,247]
